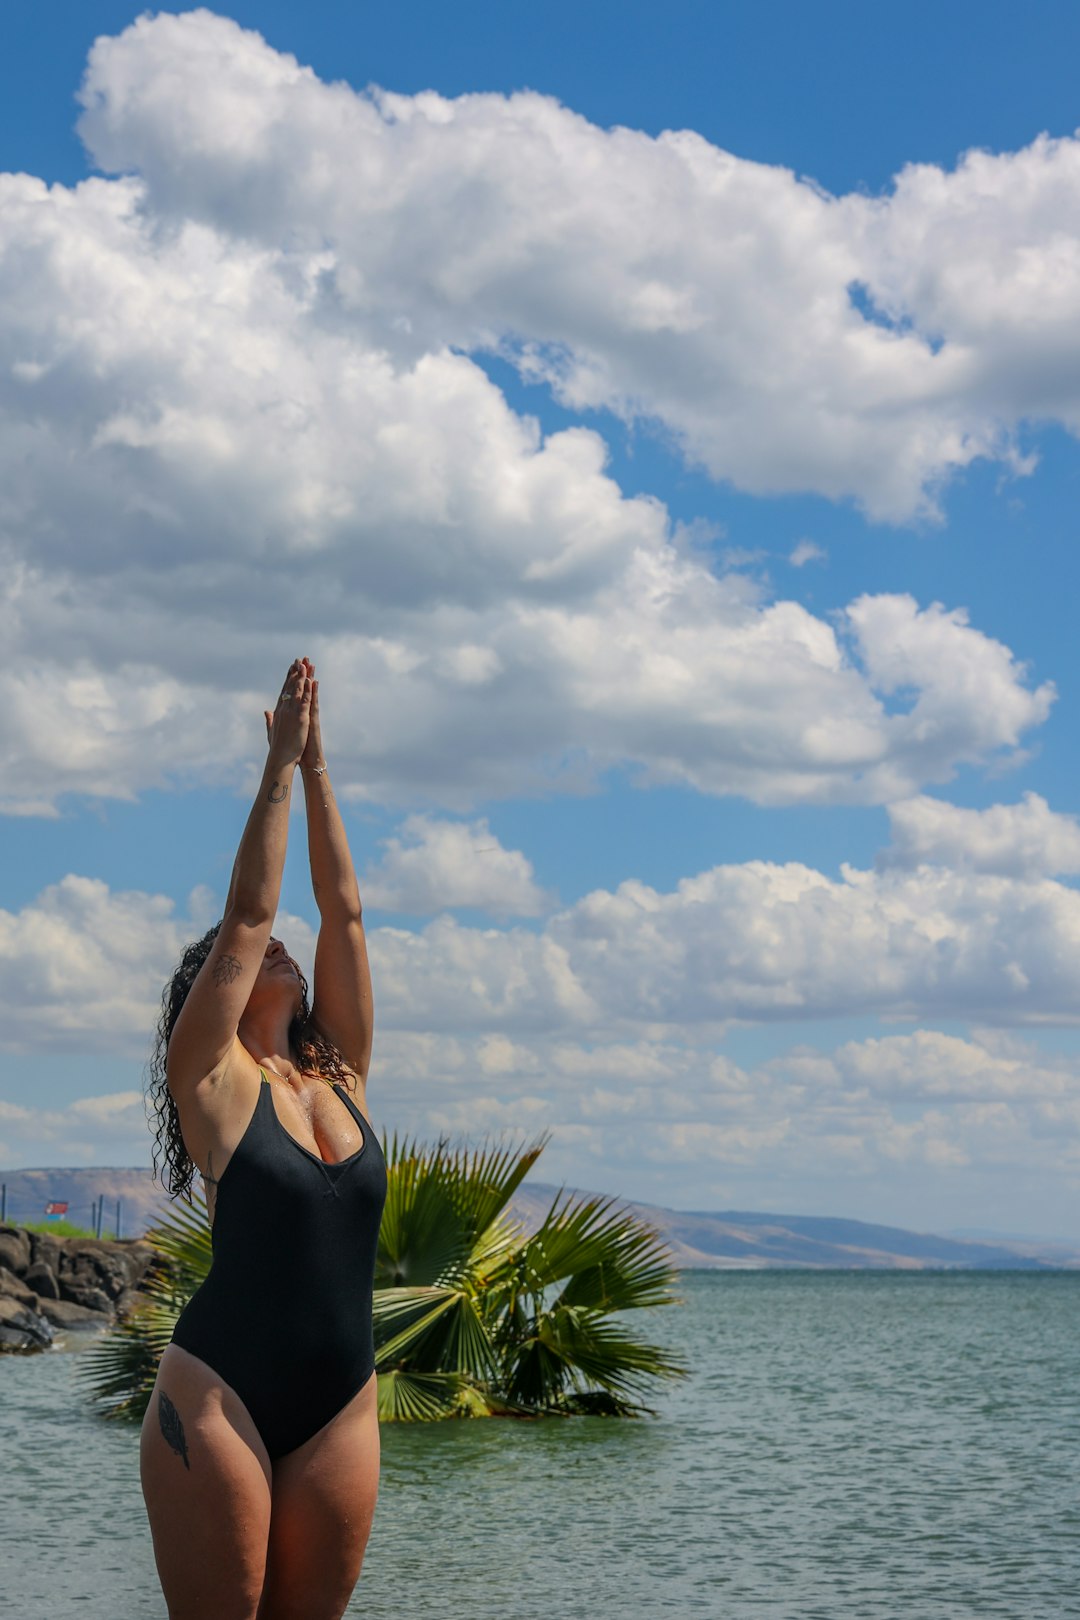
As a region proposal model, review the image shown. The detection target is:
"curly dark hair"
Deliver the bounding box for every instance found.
[148,922,357,1200]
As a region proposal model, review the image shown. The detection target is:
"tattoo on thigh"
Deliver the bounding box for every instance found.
[268,782,288,804]
[158,1391,191,1470]
[212,953,242,987]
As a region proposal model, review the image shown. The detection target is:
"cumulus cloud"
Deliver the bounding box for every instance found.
[361,816,548,916]
[0,1089,148,1165]
[370,1026,1080,1205]
[6,872,1080,1203]
[0,876,190,1053]
[14,1025,1080,1187]
[0,878,315,1056]
[12,846,1080,1065]
[536,859,1080,1030]
[882,792,1080,877]
[789,540,826,567]
[76,10,1080,520]
[0,167,1052,814]
[0,13,1061,814]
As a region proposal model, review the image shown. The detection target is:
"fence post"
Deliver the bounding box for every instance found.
[1,1183,5,1223]
[116,1199,121,1241]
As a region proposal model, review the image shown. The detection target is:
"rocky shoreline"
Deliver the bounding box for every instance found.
[0,1224,156,1352]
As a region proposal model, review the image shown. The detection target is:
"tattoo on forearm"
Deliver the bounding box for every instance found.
[158,1391,191,1470]
[212,953,242,987]
[268,781,288,803]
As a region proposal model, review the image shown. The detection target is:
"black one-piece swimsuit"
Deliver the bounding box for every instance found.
[171,1073,387,1460]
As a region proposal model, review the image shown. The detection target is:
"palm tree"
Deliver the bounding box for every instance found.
[81,1134,686,1423]
[80,1196,212,1422]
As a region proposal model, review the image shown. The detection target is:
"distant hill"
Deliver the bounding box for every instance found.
[0,1167,172,1239]
[504,1185,1080,1270]
[3,1166,1077,1269]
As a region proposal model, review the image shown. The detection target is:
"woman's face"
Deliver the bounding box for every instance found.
[252,936,303,1014]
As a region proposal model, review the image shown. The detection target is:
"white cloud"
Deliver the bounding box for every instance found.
[536,859,1080,1031]
[0,879,315,1056]
[74,10,1080,521]
[0,876,188,1053]
[0,1089,148,1165]
[370,1026,1080,1209]
[789,540,826,567]
[11,849,1080,1064]
[0,16,1058,814]
[882,793,1080,877]
[0,184,1050,812]
[6,935,1080,1211]
[361,816,548,916]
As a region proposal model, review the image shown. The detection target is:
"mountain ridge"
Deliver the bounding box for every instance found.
[3,1166,1076,1269]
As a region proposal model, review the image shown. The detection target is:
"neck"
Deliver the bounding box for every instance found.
[238,1006,297,1080]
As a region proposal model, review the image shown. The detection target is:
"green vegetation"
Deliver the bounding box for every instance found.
[19,1218,105,1240]
[82,1135,685,1422]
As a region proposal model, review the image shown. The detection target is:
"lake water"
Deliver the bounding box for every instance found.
[3,1271,1079,1618]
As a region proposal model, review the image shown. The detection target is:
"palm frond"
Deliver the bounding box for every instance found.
[375,1369,464,1422]
[501,1302,686,1413]
[83,1130,685,1425]
[142,1195,214,1295]
[374,1284,498,1380]
[78,1302,182,1421]
[436,1135,549,1237]
[375,1143,472,1286]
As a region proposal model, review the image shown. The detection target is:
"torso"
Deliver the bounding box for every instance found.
[173,1043,369,1224]
[169,1060,388,1462]
[264,1070,366,1165]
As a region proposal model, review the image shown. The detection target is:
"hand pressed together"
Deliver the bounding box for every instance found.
[299,657,324,771]
[265,658,312,767]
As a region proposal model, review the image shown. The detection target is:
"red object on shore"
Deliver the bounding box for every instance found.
[45,1201,68,1217]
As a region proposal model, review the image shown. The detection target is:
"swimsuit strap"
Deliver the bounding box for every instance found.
[257,1063,335,1088]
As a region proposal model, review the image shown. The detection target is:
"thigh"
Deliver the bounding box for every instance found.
[258,1370,381,1620]
[140,1344,273,1620]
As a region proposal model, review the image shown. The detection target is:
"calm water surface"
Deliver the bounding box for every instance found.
[2,1272,1078,1618]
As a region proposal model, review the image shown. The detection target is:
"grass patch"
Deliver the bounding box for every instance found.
[19,1219,109,1240]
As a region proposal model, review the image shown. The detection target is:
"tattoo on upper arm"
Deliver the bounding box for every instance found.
[212,953,242,987]
[268,781,288,803]
[159,1391,191,1469]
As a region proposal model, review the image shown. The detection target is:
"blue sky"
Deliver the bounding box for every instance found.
[4,2,1080,1238]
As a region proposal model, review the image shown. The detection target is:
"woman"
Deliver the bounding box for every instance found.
[140,656,386,1620]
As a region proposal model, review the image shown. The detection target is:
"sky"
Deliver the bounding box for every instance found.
[4,1,1080,1238]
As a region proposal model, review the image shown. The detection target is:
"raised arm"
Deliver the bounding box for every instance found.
[167,660,312,1095]
[295,661,374,1083]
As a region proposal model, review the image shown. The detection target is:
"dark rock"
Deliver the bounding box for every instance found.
[24,1261,60,1300]
[0,1226,30,1274]
[29,1231,61,1274]
[59,1240,152,1302]
[58,1281,113,1315]
[0,1294,53,1352]
[37,1297,111,1332]
[0,1265,37,1306]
